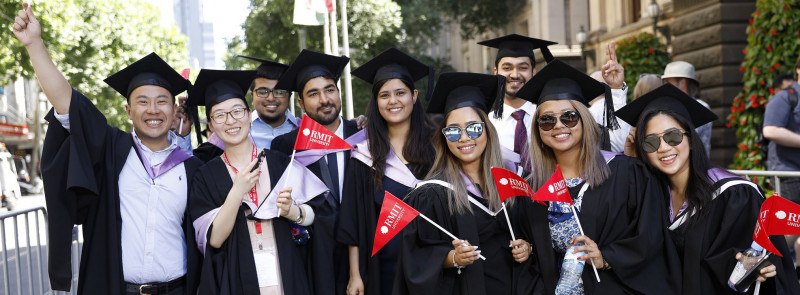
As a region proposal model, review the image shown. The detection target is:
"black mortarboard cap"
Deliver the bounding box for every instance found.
[516,59,619,132]
[186,69,256,142]
[275,49,349,93]
[351,47,435,100]
[237,55,290,81]
[104,52,190,99]
[478,34,557,66]
[426,72,505,114]
[615,83,718,128]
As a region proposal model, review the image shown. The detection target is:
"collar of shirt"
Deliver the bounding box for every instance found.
[500,101,537,121]
[131,130,180,163]
[251,109,300,128]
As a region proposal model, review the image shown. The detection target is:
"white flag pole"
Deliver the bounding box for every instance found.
[418,213,486,260]
[571,204,601,283]
[339,0,354,119]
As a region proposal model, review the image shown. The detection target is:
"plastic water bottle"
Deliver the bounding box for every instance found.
[555,244,585,295]
[727,241,765,292]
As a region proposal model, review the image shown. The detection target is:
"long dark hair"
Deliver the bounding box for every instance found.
[635,110,714,214]
[366,78,435,188]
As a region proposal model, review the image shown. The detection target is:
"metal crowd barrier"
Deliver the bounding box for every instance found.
[1,206,48,295]
[729,170,800,193]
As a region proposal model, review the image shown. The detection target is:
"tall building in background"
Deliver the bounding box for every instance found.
[174,0,218,68]
[144,0,219,69]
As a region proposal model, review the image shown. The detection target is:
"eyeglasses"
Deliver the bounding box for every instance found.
[254,87,289,99]
[536,110,581,131]
[442,122,485,142]
[210,107,248,124]
[641,128,688,153]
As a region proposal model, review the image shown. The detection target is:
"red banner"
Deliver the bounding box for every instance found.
[761,194,800,235]
[293,114,352,151]
[753,220,782,256]
[491,167,533,202]
[372,191,419,256]
[180,68,191,79]
[532,165,572,204]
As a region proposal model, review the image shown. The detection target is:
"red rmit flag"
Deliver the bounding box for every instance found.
[491,167,533,202]
[294,114,352,151]
[180,68,191,79]
[372,192,419,256]
[532,165,572,204]
[752,193,800,256]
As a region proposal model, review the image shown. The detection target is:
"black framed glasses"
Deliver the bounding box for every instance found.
[642,128,688,153]
[442,122,485,142]
[536,110,581,131]
[254,87,289,99]
[210,107,248,124]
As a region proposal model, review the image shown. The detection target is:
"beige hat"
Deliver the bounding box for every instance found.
[662,61,697,82]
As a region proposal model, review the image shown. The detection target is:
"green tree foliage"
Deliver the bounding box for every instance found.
[728,1,800,184]
[432,0,523,39]
[1,0,188,129]
[615,32,670,101]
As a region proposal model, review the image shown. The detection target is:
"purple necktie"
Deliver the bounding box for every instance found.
[511,110,530,173]
[511,110,527,155]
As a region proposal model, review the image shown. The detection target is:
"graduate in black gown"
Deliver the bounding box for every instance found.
[336,48,436,295]
[15,4,202,291]
[393,72,540,295]
[271,50,356,295]
[615,84,800,294]
[187,69,325,294]
[514,60,679,294]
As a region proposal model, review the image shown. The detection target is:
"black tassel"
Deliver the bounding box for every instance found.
[603,85,620,130]
[491,75,506,119]
[191,104,204,144]
[425,65,435,101]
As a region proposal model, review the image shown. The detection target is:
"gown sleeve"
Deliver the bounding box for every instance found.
[393,185,458,295]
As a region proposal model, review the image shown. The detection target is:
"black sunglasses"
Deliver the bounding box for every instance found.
[536,110,581,131]
[442,122,485,142]
[642,128,688,153]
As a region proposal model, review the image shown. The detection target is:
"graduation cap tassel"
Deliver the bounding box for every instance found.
[603,85,620,130]
[491,75,506,119]
[425,66,435,101]
[191,105,204,144]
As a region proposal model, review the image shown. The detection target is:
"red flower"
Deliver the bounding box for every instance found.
[730,105,738,113]
[742,48,747,55]
[769,67,775,73]
[769,88,775,95]
[785,4,790,11]
[773,63,781,69]
[726,122,732,128]
[750,94,757,102]
[740,118,747,125]
[770,28,777,36]
[751,100,759,108]
[739,143,748,150]
[760,79,767,85]
[754,158,760,165]
[767,44,773,52]
[739,66,746,72]
[748,18,754,25]
[647,48,655,55]
[752,66,760,74]
[754,11,761,17]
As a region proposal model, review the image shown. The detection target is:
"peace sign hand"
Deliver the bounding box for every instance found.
[11,3,42,47]
[601,42,625,89]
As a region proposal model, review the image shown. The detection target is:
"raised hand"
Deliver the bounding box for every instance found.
[172,96,192,136]
[601,42,625,89]
[11,3,42,47]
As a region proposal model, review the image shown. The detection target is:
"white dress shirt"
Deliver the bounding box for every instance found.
[488,101,537,153]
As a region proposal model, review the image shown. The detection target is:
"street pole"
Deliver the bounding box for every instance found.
[340,0,354,119]
[323,12,332,54]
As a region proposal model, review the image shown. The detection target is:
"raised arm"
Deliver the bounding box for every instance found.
[12,3,72,114]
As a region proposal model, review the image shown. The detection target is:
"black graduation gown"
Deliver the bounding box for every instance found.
[193,142,224,162]
[528,155,680,295]
[667,173,800,294]
[336,159,429,295]
[392,183,542,295]
[40,90,202,294]
[189,152,321,294]
[271,118,358,295]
